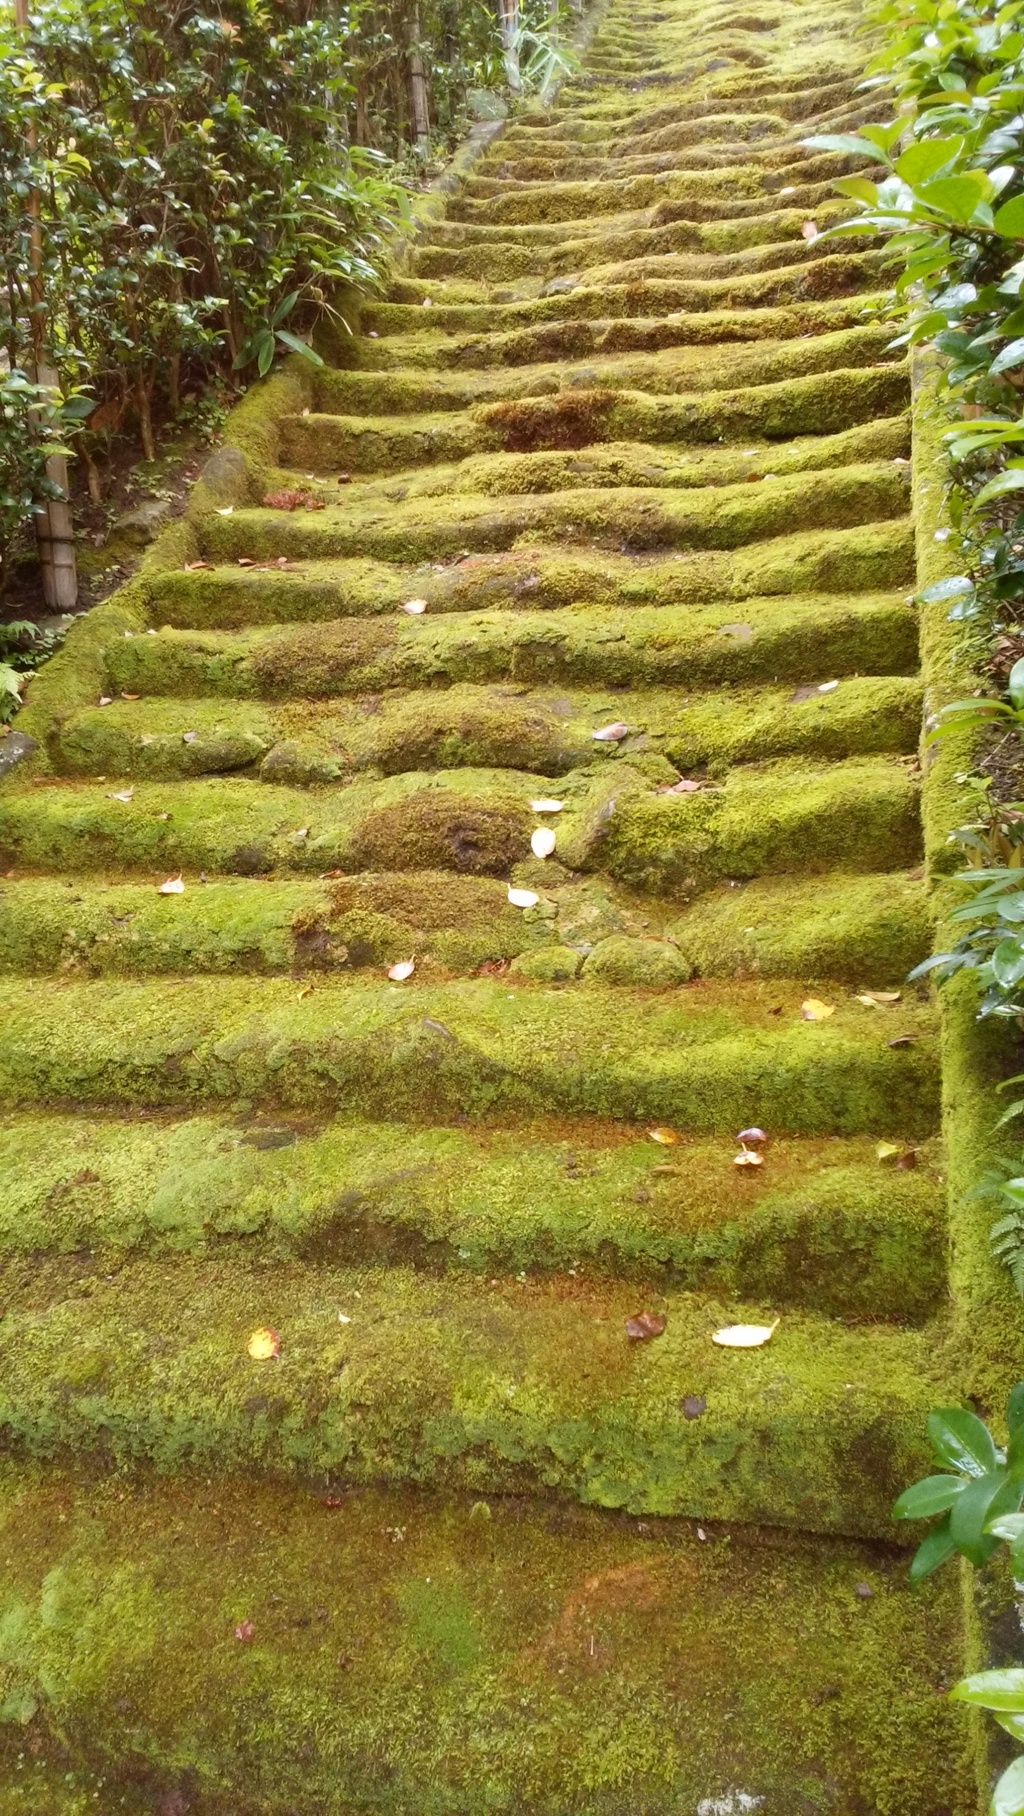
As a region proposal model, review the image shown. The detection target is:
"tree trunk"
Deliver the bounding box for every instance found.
[407,4,431,158]
[14,0,78,610]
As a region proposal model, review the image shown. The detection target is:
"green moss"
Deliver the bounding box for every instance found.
[669,870,932,982]
[510,944,582,981]
[0,1251,954,1528]
[108,590,917,699]
[0,1468,974,1813]
[569,756,921,893]
[0,972,940,1134]
[197,462,909,568]
[0,1110,943,1318]
[581,935,690,987]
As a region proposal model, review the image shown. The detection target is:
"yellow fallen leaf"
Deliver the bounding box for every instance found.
[648,1126,680,1146]
[297,984,314,1000]
[800,998,835,1021]
[247,1327,279,1360]
[858,990,902,1005]
[712,1318,779,1348]
[875,1141,901,1162]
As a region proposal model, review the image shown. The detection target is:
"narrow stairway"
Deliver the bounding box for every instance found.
[0,0,977,1809]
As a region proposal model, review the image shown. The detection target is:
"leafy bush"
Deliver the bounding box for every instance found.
[895,1389,1024,1816]
[0,367,88,594]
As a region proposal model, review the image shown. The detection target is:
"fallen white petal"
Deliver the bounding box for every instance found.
[712,1319,779,1348]
[215,506,234,516]
[107,789,134,803]
[592,721,629,742]
[158,876,185,895]
[388,958,415,981]
[529,798,563,813]
[402,598,428,615]
[508,886,539,908]
[531,826,556,858]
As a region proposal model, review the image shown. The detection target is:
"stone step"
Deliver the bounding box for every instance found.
[310,326,898,416]
[0,1254,946,1529]
[120,589,919,692]
[0,755,921,888]
[50,675,921,785]
[0,1110,943,1319]
[0,867,930,985]
[197,465,910,567]
[278,367,909,471]
[410,203,856,281]
[0,972,937,1132]
[0,1465,974,1813]
[354,298,880,369]
[502,75,863,140]
[446,153,865,225]
[277,419,907,498]
[367,250,889,333]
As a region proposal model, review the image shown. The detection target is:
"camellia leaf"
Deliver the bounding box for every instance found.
[1008,1382,1024,1435]
[927,1406,999,1476]
[995,194,1024,239]
[895,136,965,185]
[950,1471,1021,1564]
[951,1670,1024,1713]
[892,1474,967,1519]
[910,1512,957,1582]
[992,1751,1024,1814]
[990,337,1024,377]
[800,132,891,161]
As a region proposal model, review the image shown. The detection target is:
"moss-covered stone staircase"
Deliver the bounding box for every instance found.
[0,0,981,1810]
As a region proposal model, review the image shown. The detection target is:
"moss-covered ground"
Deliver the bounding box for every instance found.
[0,0,983,1804]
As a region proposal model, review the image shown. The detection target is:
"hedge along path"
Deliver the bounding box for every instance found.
[0,0,985,1810]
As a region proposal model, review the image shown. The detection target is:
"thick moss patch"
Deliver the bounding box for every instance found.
[0,973,939,1131]
[0,1469,973,1815]
[0,1254,953,1528]
[0,1111,944,1319]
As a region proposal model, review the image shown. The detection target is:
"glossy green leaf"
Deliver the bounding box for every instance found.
[951,1670,1024,1712]
[892,1474,967,1519]
[995,195,1024,238]
[896,137,964,184]
[928,1406,1000,1476]
[992,1755,1024,1816]
[910,1513,957,1582]
[800,133,890,161]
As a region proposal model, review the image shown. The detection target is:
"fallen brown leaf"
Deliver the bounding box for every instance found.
[246,1327,279,1360]
[625,1311,666,1341]
[800,998,835,1021]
